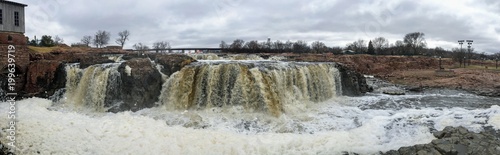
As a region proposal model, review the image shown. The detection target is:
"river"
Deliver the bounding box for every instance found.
[1,54,499,155]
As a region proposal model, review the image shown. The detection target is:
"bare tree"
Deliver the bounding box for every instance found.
[311,41,327,53]
[152,41,171,53]
[230,39,245,50]
[293,40,309,53]
[81,36,92,47]
[93,30,111,48]
[284,40,293,52]
[403,32,426,55]
[133,43,150,54]
[372,37,389,54]
[394,40,405,55]
[54,35,64,45]
[434,47,446,57]
[346,39,366,54]
[272,40,286,52]
[452,47,466,67]
[219,41,228,52]
[115,30,130,48]
[244,40,260,51]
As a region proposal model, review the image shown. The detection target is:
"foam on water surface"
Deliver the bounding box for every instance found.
[2,94,500,155]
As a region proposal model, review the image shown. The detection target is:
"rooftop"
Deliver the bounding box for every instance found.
[1,0,28,7]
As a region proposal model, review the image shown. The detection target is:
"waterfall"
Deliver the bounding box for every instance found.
[64,63,121,112]
[189,54,265,60]
[60,59,343,116]
[159,61,341,116]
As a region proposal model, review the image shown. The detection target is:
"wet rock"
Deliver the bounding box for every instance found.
[121,52,153,60]
[381,126,500,155]
[406,86,424,92]
[155,54,196,76]
[24,60,66,98]
[335,63,372,96]
[79,54,114,68]
[108,58,162,112]
[474,89,500,97]
[0,141,14,155]
[380,86,406,95]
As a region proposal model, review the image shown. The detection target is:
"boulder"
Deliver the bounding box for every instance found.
[24,60,66,98]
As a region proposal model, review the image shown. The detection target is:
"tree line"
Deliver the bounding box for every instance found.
[28,35,64,47]
[220,32,428,55]
[219,32,500,63]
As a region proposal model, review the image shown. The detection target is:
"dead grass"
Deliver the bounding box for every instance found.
[28,46,59,53]
[465,65,500,71]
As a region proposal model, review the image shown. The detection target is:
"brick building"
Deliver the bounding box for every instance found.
[0,0,29,93]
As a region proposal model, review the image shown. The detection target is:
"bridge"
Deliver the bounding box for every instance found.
[125,48,222,53]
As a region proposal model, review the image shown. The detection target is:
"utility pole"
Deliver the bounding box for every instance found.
[458,40,464,67]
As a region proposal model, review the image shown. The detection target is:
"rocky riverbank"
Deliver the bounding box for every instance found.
[283,53,500,97]
[381,126,500,155]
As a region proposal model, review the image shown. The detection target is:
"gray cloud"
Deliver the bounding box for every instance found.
[16,0,500,54]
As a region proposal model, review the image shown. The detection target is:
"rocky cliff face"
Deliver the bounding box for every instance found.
[24,60,66,98]
[335,63,372,96]
[106,58,163,112]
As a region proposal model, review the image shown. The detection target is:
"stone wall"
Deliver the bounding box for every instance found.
[0,44,31,93]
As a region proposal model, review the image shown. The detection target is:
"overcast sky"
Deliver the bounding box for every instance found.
[16,0,500,54]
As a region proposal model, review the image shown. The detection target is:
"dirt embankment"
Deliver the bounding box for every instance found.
[285,54,500,97]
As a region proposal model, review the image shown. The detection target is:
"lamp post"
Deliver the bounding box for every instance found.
[458,40,464,67]
[496,57,498,69]
[439,56,442,70]
[466,40,473,66]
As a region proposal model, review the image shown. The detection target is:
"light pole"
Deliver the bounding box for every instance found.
[496,57,498,69]
[458,40,464,67]
[466,40,473,66]
[439,56,442,70]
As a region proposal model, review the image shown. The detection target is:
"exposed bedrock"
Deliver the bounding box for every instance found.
[381,126,500,155]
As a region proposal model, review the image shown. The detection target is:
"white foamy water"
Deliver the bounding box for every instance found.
[2,94,500,155]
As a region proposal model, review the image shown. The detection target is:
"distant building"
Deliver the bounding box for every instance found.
[0,0,27,45]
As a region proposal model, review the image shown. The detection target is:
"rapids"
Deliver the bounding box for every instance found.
[1,55,500,155]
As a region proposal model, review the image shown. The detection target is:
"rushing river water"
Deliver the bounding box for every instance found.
[1,55,500,155]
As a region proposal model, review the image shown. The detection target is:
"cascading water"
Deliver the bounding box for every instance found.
[59,55,343,116]
[188,54,268,61]
[63,63,121,112]
[3,55,500,155]
[159,61,341,116]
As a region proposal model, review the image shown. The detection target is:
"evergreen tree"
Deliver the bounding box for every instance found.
[368,40,375,55]
[39,35,55,47]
